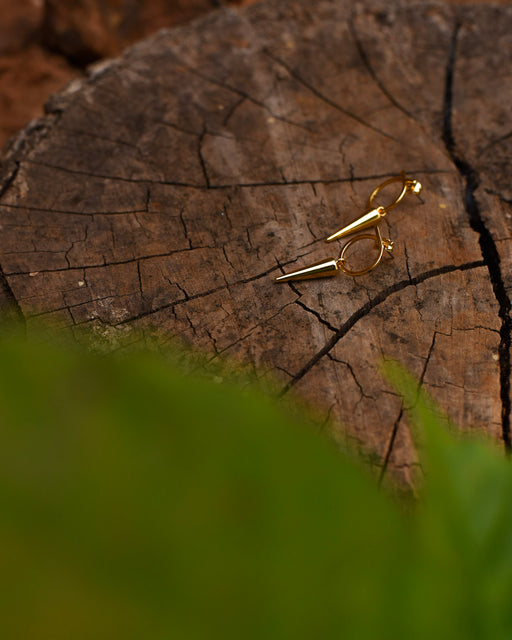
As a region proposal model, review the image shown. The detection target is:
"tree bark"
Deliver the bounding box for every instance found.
[0,0,510,487]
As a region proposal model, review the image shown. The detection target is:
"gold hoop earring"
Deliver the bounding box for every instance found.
[325,173,422,243]
[275,226,394,282]
[274,172,422,283]
[337,226,394,277]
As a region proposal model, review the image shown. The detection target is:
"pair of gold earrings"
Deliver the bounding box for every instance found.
[275,172,423,282]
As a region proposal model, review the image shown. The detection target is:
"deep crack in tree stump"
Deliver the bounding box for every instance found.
[1,0,511,487]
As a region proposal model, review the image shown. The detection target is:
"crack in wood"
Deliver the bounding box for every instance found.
[25,160,202,189]
[14,161,452,194]
[349,16,415,124]
[0,162,20,202]
[0,202,143,217]
[442,21,512,451]
[58,126,144,150]
[327,353,373,403]
[481,128,512,153]
[198,127,211,188]
[484,188,512,207]
[5,248,209,276]
[0,266,26,330]
[113,258,302,326]
[378,405,404,486]
[278,260,485,397]
[180,61,313,133]
[210,301,298,358]
[287,281,338,333]
[419,330,443,390]
[264,49,397,142]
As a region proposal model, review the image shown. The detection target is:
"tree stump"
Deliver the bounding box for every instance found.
[1,0,511,487]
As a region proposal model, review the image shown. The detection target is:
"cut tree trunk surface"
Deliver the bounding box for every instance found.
[1,0,511,487]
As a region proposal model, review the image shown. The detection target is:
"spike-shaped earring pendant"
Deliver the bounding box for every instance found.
[326,171,423,243]
[275,226,394,282]
[275,172,422,283]
[325,206,385,243]
[275,257,341,282]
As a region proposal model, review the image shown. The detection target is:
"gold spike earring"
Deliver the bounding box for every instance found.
[275,172,422,283]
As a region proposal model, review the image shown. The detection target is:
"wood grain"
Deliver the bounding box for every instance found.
[0,0,510,487]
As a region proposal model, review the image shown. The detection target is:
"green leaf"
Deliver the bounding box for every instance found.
[384,359,512,640]
[0,339,406,639]
[1,341,512,639]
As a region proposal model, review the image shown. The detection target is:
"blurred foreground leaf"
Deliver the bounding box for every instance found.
[384,361,512,640]
[0,341,511,639]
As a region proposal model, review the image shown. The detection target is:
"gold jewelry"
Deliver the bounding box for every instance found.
[275,172,422,283]
[325,206,386,243]
[337,225,395,277]
[326,172,422,242]
[366,172,423,211]
[275,226,394,281]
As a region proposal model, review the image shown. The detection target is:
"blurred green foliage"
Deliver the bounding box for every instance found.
[0,338,511,639]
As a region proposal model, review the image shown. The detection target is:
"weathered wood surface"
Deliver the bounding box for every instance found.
[0,0,510,486]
